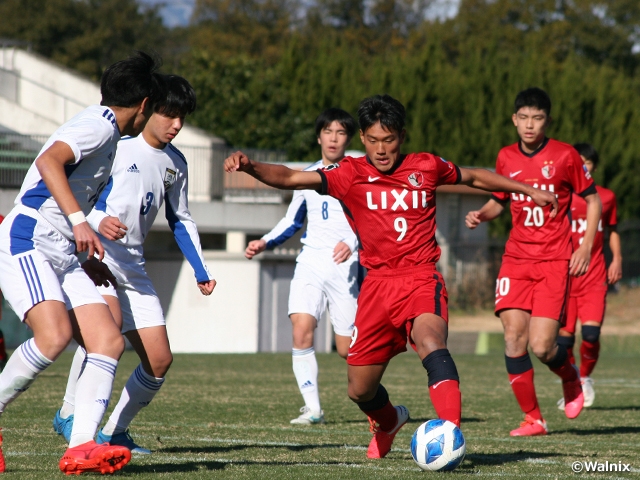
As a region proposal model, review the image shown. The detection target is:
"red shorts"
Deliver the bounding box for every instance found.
[495,258,569,322]
[347,265,448,366]
[563,279,607,334]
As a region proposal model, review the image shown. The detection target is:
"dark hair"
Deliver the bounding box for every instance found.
[514,87,552,116]
[100,51,165,108]
[314,108,357,140]
[357,94,406,134]
[573,142,599,168]
[155,75,196,117]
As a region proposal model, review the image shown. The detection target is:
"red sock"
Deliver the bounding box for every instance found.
[549,356,578,382]
[428,380,461,427]
[366,400,398,432]
[508,369,543,421]
[580,340,600,377]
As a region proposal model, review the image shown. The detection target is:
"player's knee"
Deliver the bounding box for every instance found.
[581,325,600,344]
[39,330,73,358]
[529,339,555,362]
[351,384,388,411]
[151,353,173,377]
[347,379,378,403]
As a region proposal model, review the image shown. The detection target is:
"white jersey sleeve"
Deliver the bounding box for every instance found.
[87,136,213,283]
[261,189,307,249]
[15,105,120,239]
[164,145,213,283]
[262,160,358,254]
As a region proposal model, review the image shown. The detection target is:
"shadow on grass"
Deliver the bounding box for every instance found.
[553,425,640,435]
[159,443,349,454]
[587,406,640,412]
[463,450,564,467]
[124,459,366,474]
[407,417,484,424]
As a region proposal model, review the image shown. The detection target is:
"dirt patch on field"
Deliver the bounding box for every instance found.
[449,286,640,335]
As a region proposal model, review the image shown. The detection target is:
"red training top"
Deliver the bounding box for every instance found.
[318,153,460,271]
[492,138,596,262]
[570,185,617,294]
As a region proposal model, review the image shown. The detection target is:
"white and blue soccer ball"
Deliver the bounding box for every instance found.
[410,419,466,472]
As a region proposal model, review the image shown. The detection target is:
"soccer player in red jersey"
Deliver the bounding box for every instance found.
[557,143,622,410]
[465,88,602,436]
[225,95,558,458]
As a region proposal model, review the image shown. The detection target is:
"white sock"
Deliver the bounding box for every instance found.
[102,364,164,436]
[60,346,86,418]
[69,353,117,447]
[0,339,52,412]
[292,347,321,412]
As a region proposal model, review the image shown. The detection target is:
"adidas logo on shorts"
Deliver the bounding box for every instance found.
[127,163,140,173]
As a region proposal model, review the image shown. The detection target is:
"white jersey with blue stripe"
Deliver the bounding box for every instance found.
[262,160,358,253]
[86,134,213,283]
[15,105,120,240]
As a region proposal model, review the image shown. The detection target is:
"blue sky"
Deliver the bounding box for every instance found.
[139,0,460,29]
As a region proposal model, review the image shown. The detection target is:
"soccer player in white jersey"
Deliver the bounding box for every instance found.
[245,108,360,425]
[52,75,216,453]
[0,51,164,474]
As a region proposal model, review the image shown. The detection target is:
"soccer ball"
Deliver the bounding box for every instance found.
[410,419,466,471]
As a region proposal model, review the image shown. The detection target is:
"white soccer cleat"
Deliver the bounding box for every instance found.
[290,406,325,425]
[582,377,595,407]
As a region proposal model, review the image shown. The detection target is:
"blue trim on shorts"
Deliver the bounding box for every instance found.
[10,214,36,255]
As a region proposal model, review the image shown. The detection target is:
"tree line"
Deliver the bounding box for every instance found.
[2,0,639,221]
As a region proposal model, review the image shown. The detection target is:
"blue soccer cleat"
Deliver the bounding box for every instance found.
[53,409,74,443]
[96,428,151,455]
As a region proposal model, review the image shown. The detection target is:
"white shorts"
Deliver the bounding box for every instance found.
[288,247,360,337]
[0,206,106,320]
[96,254,164,334]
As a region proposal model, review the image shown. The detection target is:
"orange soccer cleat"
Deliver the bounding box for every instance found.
[510,414,548,437]
[59,440,131,475]
[366,405,410,459]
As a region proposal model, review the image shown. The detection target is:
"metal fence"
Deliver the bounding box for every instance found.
[0,133,290,203]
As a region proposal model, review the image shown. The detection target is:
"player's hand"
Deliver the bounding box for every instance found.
[73,222,104,260]
[333,241,352,264]
[465,211,482,229]
[530,189,558,218]
[245,239,267,259]
[570,244,591,277]
[81,257,117,288]
[224,151,252,173]
[607,258,623,284]
[197,279,216,296]
[99,216,128,241]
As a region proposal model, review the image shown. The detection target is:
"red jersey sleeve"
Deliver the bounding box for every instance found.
[435,156,461,186]
[567,150,596,197]
[491,152,510,203]
[317,156,355,200]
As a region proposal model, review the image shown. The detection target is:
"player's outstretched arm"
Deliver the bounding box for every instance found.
[224,151,322,190]
[570,192,602,277]
[35,141,104,259]
[459,167,558,217]
[607,227,623,284]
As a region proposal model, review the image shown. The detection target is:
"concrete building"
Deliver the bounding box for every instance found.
[0,46,491,353]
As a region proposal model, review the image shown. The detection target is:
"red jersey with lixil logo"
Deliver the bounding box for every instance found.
[492,138,596,261]
[570,185,617,295]
[318,153,461,271]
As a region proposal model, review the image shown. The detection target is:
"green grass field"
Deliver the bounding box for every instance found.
[2,349,640,478]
